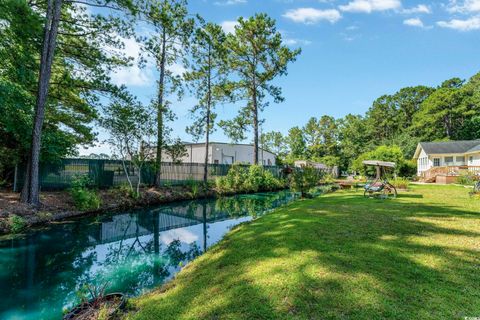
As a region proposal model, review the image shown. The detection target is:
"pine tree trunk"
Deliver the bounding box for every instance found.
[203,45,212,186]
[252,84,259,165]
[21,0,62,206]
[155,32,167,187]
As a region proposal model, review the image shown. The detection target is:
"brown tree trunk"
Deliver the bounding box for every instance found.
[21,0,62,206]
[252,83,259,165]
[155,31,167,187]
[203,45,212,186]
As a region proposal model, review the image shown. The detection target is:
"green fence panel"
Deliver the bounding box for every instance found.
[14,159,287,191]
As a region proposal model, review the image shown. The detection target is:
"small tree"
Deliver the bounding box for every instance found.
[260,131,287,163]
[139,0,194,187]
[165,138,188,164]
[220,13,300,164]
[290,166,322,198]
[185,21,230,184]
[352,145,405,177]
[102,95,155,196]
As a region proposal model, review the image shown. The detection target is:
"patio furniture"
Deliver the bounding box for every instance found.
[362,160,397,199]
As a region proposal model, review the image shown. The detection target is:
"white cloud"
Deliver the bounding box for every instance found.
[402,4,431,14]
[110,37,153,87]
[160,227,198,245]
[447,0,480,13]
[220,20,239,33]
[437,16,480,30]
[214,0,246,5]
[403,18,425,27]
[282,8,342,24]
[283,38,312,46]
[339,0,401,13]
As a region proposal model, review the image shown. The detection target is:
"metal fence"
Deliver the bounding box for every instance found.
[14,158,285,191]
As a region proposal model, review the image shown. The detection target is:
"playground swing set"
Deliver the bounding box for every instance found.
[362,160,398,199]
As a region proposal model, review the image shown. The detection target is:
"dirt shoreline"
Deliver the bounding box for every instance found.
[0,186,288,235]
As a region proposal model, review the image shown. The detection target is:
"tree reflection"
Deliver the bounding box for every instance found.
[0,191,295,320]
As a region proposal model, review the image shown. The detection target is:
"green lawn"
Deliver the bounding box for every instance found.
[127,185,480,320]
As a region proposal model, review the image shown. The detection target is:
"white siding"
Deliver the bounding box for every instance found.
[211,143,276,165]
[416,150,480,176]
[417,149,434,175]
[468,153,480,166]
[161,143,276,165]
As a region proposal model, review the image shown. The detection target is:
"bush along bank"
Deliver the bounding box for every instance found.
[0,165,336,235]
[0,167,286,235]
[0,184,217,235]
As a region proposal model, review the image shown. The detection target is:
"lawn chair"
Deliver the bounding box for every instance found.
[362,160,397,199]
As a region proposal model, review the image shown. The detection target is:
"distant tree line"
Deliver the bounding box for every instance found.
[260,72,480,171]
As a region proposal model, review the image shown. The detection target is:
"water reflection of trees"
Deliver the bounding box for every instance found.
[0,191,295,319]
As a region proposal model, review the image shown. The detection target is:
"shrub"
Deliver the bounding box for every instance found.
[308,184,339,197]
[352,145,405,176]
[457,172,476,186]
[398,159,417,178]
[215,164,248,194]
[215,164,284,194]
[186,179,202,198]
[70,175,101,211]
[391,177,410,190]
[321,174,336,184]
[290,167,323,198]
[111,183,139,200]
[8,214,26,233]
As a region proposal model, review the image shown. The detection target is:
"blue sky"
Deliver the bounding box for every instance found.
[81,0,480,155]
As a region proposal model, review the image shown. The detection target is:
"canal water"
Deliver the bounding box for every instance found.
[0,191,296,320]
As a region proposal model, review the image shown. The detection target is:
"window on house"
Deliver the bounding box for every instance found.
[214,160,219,164]
[444,157,454,164]
[456,156,465,163]
[470,156,474,163]
[433,158,440,167]
[267,159,272,165]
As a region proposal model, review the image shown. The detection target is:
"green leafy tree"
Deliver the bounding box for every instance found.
[365,95,400,142]
[352,145,405,176]
[2,0,136,205]
[102,94,155,196]
[220,14,300,164]
[458,116,480,140]
[165,138,188,163]
[391,86,434,130]
[413,78,474,140]
[302,117,321,159]
[139,0,194,186]
[185,21,229,184]
[337,114,369,166]
[260,131,287,162]
[290,166,322,198]
[285,126,306,162]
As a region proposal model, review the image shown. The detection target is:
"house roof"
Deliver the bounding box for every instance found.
[414,140,480,158]
[466,144,480,154]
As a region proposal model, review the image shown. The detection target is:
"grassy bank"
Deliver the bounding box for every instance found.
[127,185,480,320]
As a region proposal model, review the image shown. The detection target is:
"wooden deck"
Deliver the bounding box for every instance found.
[420,166,480,183]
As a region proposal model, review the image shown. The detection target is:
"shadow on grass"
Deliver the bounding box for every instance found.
[131,188,480,320]
[397,193,423,199]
